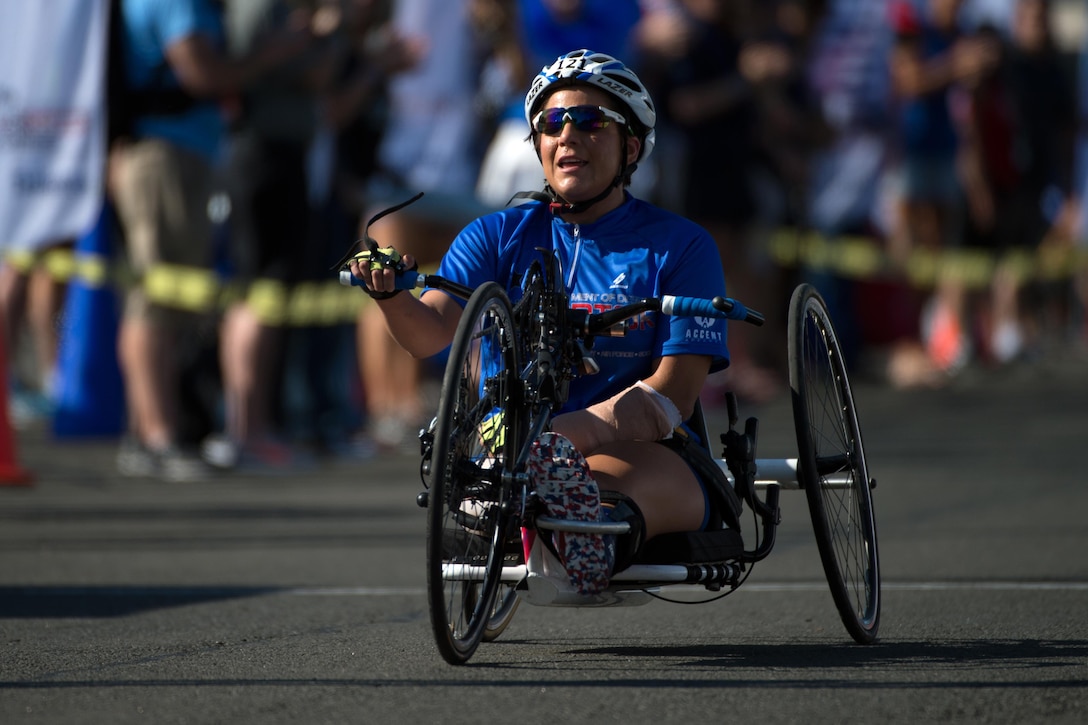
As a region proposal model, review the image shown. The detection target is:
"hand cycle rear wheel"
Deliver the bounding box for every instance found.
[426,282,522,664]
[787,283,881,644]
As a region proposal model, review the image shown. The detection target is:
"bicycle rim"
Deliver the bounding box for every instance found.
[788,284,881,644]
[426,283,520,664]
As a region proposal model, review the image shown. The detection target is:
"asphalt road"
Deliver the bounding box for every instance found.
[2,353,1087,724]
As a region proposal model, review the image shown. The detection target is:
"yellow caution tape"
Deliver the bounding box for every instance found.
[767,229,1088,289]
[5,230,1087,324]
[73,253,110,288]
[144,263,220,313]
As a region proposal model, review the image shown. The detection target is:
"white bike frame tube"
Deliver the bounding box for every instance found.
[714,457,854,490]
[446,563,731,586]
[715,457,801,490]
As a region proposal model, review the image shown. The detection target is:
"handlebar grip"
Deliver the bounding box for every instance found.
[716,296,765,327]
[339,268,424,291]
[661,295,764,326]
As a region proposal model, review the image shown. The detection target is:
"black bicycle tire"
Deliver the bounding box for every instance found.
[787,283,881,644]
[482,584,521,642]
[426,282,521,664]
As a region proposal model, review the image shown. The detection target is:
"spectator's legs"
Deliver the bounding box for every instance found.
[26,256,67,392]
[0,261,29,360]
[210,133,309,469]
[357,210,452,449]
[111,139,214,479]
[118,316,177,450]
[357,304,422,447]
[218,303,282,448]
[0,249,68,423]
[702,220,785,405]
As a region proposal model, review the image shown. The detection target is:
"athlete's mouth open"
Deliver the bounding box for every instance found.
[557,156,586,170]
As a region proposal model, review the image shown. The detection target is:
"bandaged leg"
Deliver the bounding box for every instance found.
[551,380,683,454]
[527,432,613,595]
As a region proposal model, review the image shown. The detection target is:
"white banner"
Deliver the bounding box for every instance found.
[0,0,108,251]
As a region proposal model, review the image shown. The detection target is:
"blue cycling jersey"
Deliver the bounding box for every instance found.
[429,195,730,412]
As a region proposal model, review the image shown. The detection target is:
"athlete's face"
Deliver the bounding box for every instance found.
[535,87,641,215]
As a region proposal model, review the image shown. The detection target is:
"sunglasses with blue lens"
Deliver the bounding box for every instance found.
[532,105,627,136]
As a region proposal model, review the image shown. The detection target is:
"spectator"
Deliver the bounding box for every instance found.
[738,0,827,387]
[321,0,417,223]
[0,242,71,426]
[110,0,307,481]
[282,0,417,458]
[1040,1,1087,351]
[805,0,896,238]
[202,0,349,471]
[803,0,908,380]
[956,0,1076,363]
[353,0,493,451]
[638,0,782,403]
[886,0,998,379]
[745,0,827,229]
[1072,41,1088,349]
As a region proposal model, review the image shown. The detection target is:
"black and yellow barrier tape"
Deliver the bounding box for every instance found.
[5,230,1087,326]
[768,230,1088,288]
[4,248,383,326]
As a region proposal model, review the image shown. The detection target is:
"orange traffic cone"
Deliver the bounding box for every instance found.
[0,337,33,486]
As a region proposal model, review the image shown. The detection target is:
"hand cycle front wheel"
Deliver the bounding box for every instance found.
[426,282,522,664]
[480,582,521,642]
[788,283,881,644]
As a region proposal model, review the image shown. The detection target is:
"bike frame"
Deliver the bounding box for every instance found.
[416,251,785,606]
[339,199,880,663]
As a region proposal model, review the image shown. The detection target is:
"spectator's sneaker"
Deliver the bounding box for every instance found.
[323,433,379,462]
[369,415,417,452]
[117,436,157,477]
[233,439,308,476]
[202,436,314,475]
[158,447,212,483]
[527,433,612,595]
[201,435,239,469]
[8,385,55,430]
[990,320,1023,364]
[117,438,211,482]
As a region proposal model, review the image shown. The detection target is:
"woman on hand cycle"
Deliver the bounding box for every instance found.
[347,49,737,594]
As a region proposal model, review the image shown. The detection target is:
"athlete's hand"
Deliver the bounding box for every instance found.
[347,247,418,299]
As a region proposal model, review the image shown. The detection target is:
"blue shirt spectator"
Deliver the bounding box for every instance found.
[123,0,226,159]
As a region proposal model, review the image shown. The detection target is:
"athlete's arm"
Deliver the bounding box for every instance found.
[348,254,462,359]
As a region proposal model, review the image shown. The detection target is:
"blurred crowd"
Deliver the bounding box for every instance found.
[3,0,1087,480]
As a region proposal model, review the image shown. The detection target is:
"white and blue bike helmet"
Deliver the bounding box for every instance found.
[525,49,657,165]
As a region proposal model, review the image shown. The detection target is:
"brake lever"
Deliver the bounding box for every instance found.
[330,191,425,271]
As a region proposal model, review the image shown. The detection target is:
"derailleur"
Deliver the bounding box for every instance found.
[416,417,436,508]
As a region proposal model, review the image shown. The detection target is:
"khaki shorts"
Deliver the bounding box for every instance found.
[110,139,215,321]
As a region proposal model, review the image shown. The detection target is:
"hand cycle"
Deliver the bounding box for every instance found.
[341,251,880,666]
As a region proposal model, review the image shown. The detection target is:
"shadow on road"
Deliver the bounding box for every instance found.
[2,637,1086,690]
[0,585,280,618]
[561,638,1088,680]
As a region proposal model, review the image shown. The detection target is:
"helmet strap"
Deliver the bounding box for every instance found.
[546,178,619,216]
[531,134,632,217]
